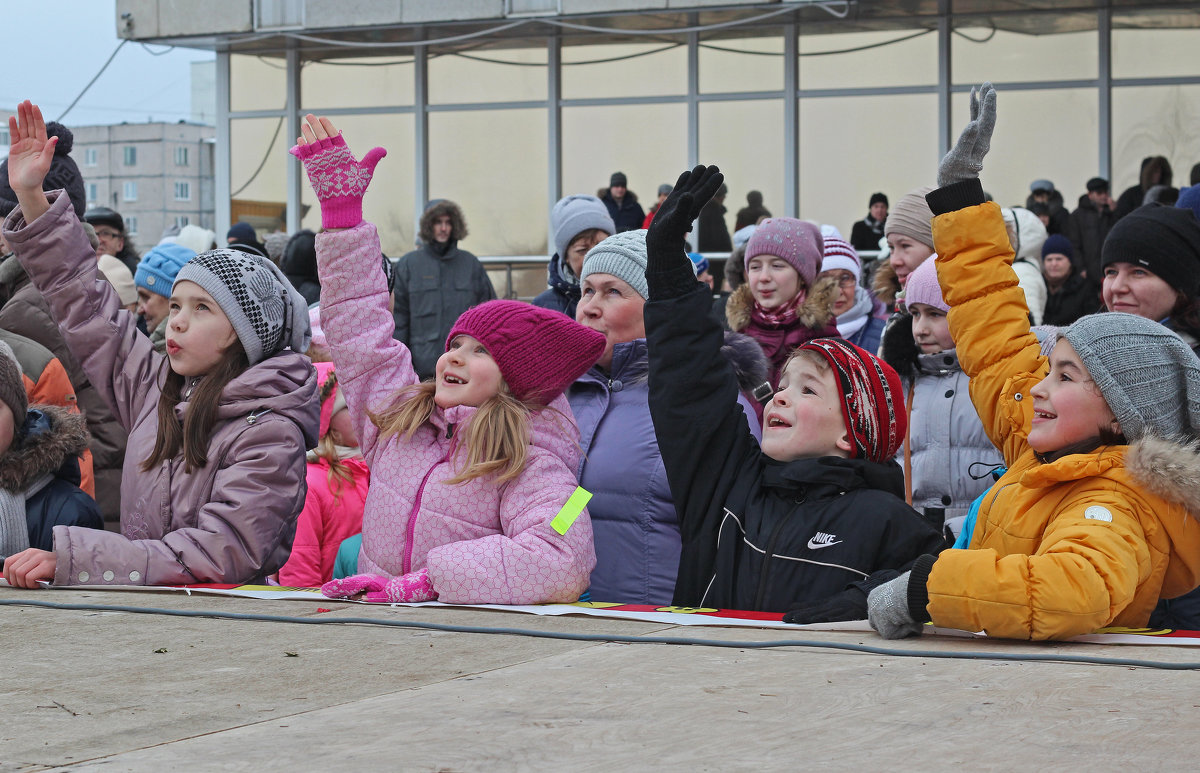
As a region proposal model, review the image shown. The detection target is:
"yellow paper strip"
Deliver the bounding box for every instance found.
[551,487,592,535]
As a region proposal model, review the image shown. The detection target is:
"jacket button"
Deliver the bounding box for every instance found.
[129,571,141,582]
[944,356,953,366]
[103,570,114,582]
[78,571,89,583]
[944,389,954,398]
[941,494,952,505]
[1014,392,1023,401]
[610,379,623,392]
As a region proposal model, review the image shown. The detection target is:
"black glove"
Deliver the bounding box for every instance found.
[644,164,724,299]
[782,586,868,625]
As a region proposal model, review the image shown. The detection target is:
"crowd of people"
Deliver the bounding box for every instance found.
[3,84,1200,642]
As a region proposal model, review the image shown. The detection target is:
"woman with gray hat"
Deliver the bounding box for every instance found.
[532,195,614,318]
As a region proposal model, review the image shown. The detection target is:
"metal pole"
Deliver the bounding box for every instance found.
[783,21,798,218]
[414,30,429,246]
[285,40,301,233]
[547,31,562,254]
[215,49,231,237]
[937,3,953,158]
[687,16,700,168]
[1098,7,1113,182]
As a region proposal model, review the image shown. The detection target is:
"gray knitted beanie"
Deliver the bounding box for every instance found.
[551,194,615,262]
[1062,312,1200,442]
[580,229,649,300]
[174,249,311,366]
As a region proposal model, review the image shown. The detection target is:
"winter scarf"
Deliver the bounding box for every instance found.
[835,286,875,340]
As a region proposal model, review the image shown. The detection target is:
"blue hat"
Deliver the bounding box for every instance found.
[1041,233,1074,261]
[687,252,709,276]
[1178,184,1200,222]
[135,243,197,298]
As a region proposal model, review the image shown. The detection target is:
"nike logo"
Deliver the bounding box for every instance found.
[807,532,843,550]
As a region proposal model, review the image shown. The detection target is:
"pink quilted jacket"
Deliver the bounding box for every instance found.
[314,223,595,604]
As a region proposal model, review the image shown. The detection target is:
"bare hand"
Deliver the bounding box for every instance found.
[296,113,341,149]
[3,548,57,588]
[6,101,56,195]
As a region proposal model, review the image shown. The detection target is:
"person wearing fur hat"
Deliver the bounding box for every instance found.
[0,340,101,562]
[567,229,765,604]
[866,83,1200,642]
[880,257,1003,538]
[2,101,318,589]
[849,192,888,253]
[818,235,886,354]
[725,217,841,390]
[876,186,936,313]
[532,194,614,318]
[1041,234,1097,326]
[276,361,370,587]
[134,241,197,353]
[601,172,645,233]
[642,164,947,618]
[391,198,495,380]
[293,114,604,605]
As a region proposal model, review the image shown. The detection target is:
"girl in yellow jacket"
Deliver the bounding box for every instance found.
[867,82,1200,641]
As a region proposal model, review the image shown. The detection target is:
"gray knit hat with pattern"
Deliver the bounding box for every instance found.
[1062,312,1200,442]
[174,249,311,366]
[580,229,649,300]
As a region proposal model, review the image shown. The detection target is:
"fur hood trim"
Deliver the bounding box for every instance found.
[879,313,920,381]
[1124,435,1200,517]
[418,200,468,244]
[725,274,839,333]
[721,331,770,393]
[0,406,89,493]
[872,259,900,307]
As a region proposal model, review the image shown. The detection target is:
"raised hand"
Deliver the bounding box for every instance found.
[290,114,386,230]
[5,101,56,221]
[644,165,724,299]
[937,82,997,188]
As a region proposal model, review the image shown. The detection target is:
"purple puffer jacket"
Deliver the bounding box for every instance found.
[315,223,595,604]
[3,192,319,586]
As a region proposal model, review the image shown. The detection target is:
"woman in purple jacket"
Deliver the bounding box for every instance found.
[2,101,319,589]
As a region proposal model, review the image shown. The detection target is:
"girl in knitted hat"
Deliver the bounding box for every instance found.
[642,164,947,619]
[874,185,935,312]
[724,217,840,390]
[275,362,369,587]
[880,257,1002,539]
[867,84,1200,641]
[293,114,605,605]
[2,101,319,589]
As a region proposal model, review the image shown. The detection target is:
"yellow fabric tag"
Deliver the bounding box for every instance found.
[551,487,592,535]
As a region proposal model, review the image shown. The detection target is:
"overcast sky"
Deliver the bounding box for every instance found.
[3,0,213,127]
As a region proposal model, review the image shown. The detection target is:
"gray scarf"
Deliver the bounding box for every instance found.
[0,473,53,561]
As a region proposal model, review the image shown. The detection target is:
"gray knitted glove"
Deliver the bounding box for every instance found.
[937,82,997,188]
[867,571,925,639]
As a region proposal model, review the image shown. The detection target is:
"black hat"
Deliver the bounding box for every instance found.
[1101,204,1200,299]
[83,206,125,233]
[869,192,888,207]
[1086,177,1109,193]
[610,172,627,188]
[0,122,86,218]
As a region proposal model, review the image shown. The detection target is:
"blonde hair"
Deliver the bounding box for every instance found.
[370,381,536,484]
[311,372,355,496]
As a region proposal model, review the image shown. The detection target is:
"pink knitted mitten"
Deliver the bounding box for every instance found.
[363,568,439,603]
[290,133,386,229]
[320,573,385,599]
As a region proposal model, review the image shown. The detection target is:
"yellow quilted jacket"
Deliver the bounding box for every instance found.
[924,201,1200,640]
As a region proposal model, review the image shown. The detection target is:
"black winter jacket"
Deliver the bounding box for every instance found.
[530,253,580,318]
[645,284,948,611]
[1066,194,1116,287]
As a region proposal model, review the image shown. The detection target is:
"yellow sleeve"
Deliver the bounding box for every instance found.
[932,202,1047,465]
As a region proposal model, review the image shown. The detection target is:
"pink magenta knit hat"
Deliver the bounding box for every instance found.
[901,254,947,312]
[446,300,607,405]
[744,218,824,288]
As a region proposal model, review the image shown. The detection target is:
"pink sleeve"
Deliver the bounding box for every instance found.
[276,465,330,588]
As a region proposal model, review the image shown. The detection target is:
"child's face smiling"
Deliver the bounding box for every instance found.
[1028,339,1119,454]
[761,352,852,462]
[747,255,802,311]
[435,335,504,409]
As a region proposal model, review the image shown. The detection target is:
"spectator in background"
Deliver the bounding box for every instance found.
[1143,184,1179,206]
[1179,183,1200,221]
[1067,176,1115,292]
[0,120,86,221]
[688,253,714,291]
[642,184,673,229]
[1040,234,1096,327]
[601,172,645,233]
[734,190,771,232]
[850,192,888,252]
[226,222,268,258]
[134,243,197,354]
[1115,155,1172,219]
[171,224,217,254]
[263,231,291,266]
[819,235,885,354]
[83,207,140,275]
[84,223,138,314]
[392,199,496,380]
[1191,162,1200,186]
[281,230,320,306]
[1002,207,1049,326]
[696,183,732,253]
[534,194,614,319]
[1025,179,1068,236]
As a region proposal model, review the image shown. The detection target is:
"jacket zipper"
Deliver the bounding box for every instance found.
[402,423,456,574]
[753,490,806,610]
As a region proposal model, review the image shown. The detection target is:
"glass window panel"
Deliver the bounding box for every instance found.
[800,28,938,90]
[230,117,288,206]
[562,103,689,226]
[951,88,1100,209]
[1113,24,1200,79]
[799,94,939,235]
[298,114,415,256]
[1112,84,1200,199]
[562,43,686,100]
[428,109,546,258]
[698,99,785,239]
[231,54,287,112]
[428,46,546,105]
[301,56,414,109]
[699,31,784,94]
[952,20,1097,83]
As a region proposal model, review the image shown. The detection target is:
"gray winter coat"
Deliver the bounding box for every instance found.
[898,350,1003,524]
[4,192,319,587]
[391,241,496,380]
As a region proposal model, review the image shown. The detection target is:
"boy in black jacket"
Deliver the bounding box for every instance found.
[644,166,947,620]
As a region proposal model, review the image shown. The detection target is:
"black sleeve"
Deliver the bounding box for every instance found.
[645,284,761,543]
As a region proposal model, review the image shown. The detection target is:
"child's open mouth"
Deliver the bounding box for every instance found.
[443,374,467,385]
[766,415,792,429]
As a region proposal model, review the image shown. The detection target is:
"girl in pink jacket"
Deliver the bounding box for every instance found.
[277,362,370,587]
[293,114,605,605]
